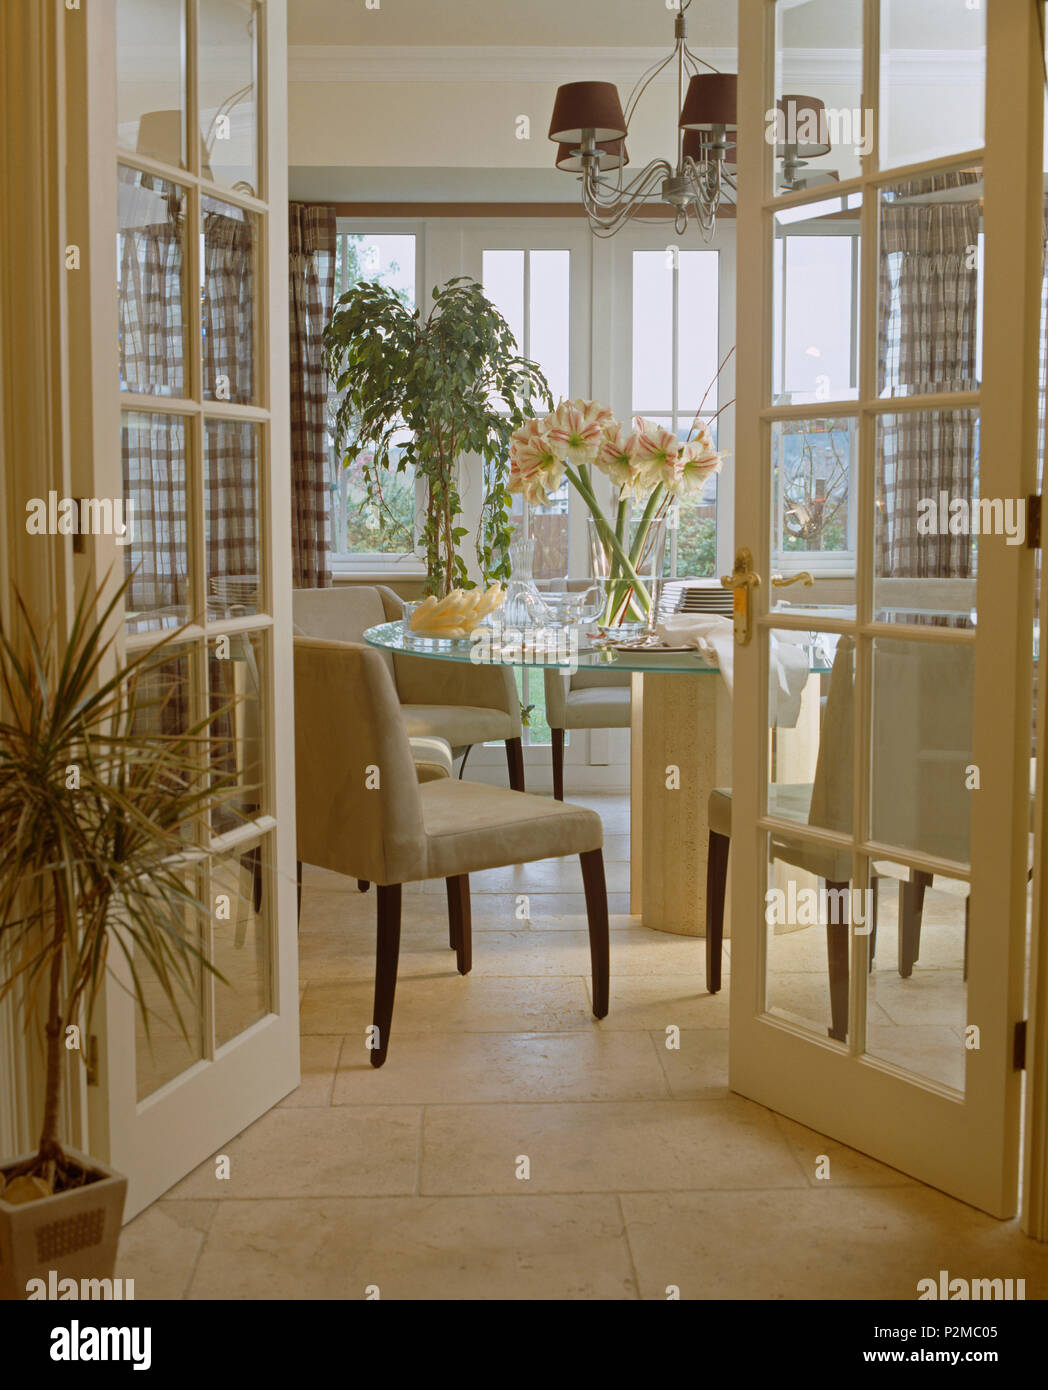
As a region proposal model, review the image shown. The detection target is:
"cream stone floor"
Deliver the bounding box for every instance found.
[120,791,1048,1300]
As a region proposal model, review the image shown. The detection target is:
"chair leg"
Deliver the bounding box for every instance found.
[296,860,302,928]
[898,871,928,980]
[505,737,526,792]
[580,848,610,1019]
[826,879,849,1042]
[705,831,730,994]
[867,874,878,973]
[552,727,565,801]
[912,869,931,962]
[358,880,370,893]
[446,874,472,975]
[370,885,402,1069]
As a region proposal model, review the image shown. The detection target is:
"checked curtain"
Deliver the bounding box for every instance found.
[289,203,336,588]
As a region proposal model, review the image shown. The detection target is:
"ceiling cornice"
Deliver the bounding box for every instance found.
[289,44,984,88]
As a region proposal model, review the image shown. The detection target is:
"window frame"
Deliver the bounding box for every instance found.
[328,218,428,578]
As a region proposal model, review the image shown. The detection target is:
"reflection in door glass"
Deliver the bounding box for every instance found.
[880,0,985,171]
[866,861,968,1094]
[763,832,851,1044]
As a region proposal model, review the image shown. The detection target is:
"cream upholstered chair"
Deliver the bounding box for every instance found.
[292,585,526,790]
[544,669,631,801]
[293,637,610,1067]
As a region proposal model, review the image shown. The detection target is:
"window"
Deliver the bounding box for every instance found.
[327,228,421,569]
[631,248,720,578]
[482,247,572,745]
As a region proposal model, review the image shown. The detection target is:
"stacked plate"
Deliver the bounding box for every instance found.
[661,579,734,618]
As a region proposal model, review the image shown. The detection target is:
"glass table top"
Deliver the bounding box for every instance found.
[364,620,833,675]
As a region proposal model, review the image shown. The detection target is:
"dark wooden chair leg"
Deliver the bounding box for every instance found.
[826,879,850,1042]
[505,736,526,792]
[706,831,730,994]
[357,880,370,893]
[296,860,302,927]
[249,844,263,914]
[580,848,610,1018]
[552,727,565,801]
[371,884,402,1068]
[446,874,472,975]
[898,874,924,979]
[906,867,928,967]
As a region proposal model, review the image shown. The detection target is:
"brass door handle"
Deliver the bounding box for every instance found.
[771,572,814,588]
[721,547,761,645]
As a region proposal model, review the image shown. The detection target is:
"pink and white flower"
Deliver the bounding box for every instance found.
[544,399,607,466]
[595,422,644,494]
[676,426,722,496]
[508,432,562,504]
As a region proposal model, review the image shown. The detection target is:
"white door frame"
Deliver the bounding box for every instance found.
[731,0,1040,1219]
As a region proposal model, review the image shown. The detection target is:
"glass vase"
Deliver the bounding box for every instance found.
[501,537,548,629]
[586,514,668,629]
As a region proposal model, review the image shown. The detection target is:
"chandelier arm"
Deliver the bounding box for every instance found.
[584,158,672,210]
[624,43,680,128]
[682,42,721,76]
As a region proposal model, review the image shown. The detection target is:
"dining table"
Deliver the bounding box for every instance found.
[363,618,829,937]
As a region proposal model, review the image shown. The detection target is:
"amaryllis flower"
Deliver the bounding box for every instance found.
[508,433,563,504]
[545,399,606,466]
[632,418,683,491]
[676,431,722,497]
[595,422,644,494]
[509,416,549,451]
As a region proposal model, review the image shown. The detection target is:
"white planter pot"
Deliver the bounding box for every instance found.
[0,1148,127,1301]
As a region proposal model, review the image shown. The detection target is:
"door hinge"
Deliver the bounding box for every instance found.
[1026,495,1041,549]
[1013,1020,1028,1070]
[85,1033,100,1086]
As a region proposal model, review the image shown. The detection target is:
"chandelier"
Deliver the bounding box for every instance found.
[548,0,737,241]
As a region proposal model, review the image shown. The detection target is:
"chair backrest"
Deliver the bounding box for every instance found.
[293,637,426,885]
[292,586,401,684]
[806,634,972,866]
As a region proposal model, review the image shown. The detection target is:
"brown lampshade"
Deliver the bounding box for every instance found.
[682,129,735,165]
[679,72,737,131]
[548,81,628,144]
[775,94,831,157]
[556,138,629,173]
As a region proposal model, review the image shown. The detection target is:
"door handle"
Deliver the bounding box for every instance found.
[771,572,814,589]
[720,547,761,646]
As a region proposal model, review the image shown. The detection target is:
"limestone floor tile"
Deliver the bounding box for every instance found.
[300,975,595,1036]
[869,968,967,1028]
[187,1195,637,1300]
[621,1187,1048,1300]
[653,1029,731,1099]
[117,1200,216,1300]
[276,1035,343,1107]
[421,1097,806,1195]
[587,974,730,1029]
[512,903,637,930]
[164,1106,420,1200]
[602,834,630,861]
[766,926,844,973]
[771,1113,916,1188]
[424,859,631,896]
[333,1030,669,1105]
[865,1024,966,1091]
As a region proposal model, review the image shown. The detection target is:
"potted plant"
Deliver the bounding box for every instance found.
[0,579,236,1300]
[324,274,552,596]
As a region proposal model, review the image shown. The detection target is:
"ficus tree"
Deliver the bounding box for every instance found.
[324,275,552,596]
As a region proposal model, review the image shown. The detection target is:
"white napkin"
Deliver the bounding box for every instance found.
[657,615,735,693]
[656,614,811,723]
